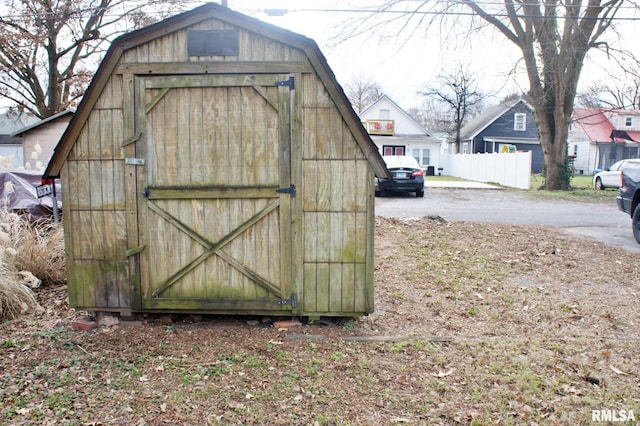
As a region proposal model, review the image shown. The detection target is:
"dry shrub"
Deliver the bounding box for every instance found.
[0,206,65,319]
[11,219,66,287]
[0,256,42,319]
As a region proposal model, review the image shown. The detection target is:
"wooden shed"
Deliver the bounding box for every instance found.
[43,3,389,318]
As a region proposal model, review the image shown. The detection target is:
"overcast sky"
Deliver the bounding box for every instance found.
[228,0,520,109]
[226,0,640,111]
[2,0,638,113]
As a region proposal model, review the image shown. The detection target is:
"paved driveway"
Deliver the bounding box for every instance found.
[375,187,640,253]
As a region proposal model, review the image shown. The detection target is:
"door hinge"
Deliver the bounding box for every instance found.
[122,132,143,148]
[276,184,296,197]
[275,76,295,89]
[278,293,298,308]
[126,244,146,257]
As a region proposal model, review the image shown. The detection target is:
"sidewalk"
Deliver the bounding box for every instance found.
[424,180,503,189]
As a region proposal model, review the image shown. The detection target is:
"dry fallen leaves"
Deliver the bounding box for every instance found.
[1,217,639,425]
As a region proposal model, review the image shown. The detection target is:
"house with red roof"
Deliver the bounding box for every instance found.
[570,108,640,174]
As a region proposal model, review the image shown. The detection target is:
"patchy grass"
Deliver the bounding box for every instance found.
[433,174,617,203]
[1,217,639,424]
[2,324,637,424]
[524,174,616,203]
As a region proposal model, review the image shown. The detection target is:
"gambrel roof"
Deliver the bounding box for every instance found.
[43,3,388,179]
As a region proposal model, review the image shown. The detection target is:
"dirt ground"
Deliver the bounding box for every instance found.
[1,217,639,425]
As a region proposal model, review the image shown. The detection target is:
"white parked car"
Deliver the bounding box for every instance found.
[593,159,640,190]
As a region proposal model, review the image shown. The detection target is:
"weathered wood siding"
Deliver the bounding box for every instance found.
[138,79,291,313]
[62,15,375,315]
[300,74,375,315]
[120,21,303,64]
[61,74,129,310]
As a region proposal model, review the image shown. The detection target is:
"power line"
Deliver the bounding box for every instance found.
[254,6,640,22]
[0,1,638,22]
[238,0,640,21]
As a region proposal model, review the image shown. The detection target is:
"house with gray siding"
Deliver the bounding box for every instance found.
[454,99,543,173]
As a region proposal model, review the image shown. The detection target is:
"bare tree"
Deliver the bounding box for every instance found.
[578,78,640,110]
[407,101,452,134]
[344,76,383,113]
[0,0,185,119]
[460,0,629,190]
[420,65,484,145]
[343,1,630,190]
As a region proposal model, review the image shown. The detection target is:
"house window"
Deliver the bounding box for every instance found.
[383,145,404,156]
[412,148,431,167]
[573,145,578,157]
[514,113,526,131]
[625,117,633,127]
[379,109,390,119]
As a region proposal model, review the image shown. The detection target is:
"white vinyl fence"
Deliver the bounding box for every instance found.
[440,151,532,190]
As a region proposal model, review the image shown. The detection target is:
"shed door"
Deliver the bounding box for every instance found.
[135,74,296,312]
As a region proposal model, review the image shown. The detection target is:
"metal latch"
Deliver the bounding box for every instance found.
[275,76,295,89]
[125,157,145,165]
[278,293,298,308]
[143,187,149,198]
[276,184,296,197]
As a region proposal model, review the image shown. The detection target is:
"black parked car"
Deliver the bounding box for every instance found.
[617,160,640,243]
[375,155,425,197]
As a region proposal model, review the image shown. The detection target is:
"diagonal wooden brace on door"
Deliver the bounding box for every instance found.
[148,198,282,298]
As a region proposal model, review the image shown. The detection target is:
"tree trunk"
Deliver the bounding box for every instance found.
[458,0,622,191]
[542,136,570,190]
[530,93,571,191]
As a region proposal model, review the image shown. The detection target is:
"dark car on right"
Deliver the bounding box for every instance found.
[616,159,640,243]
